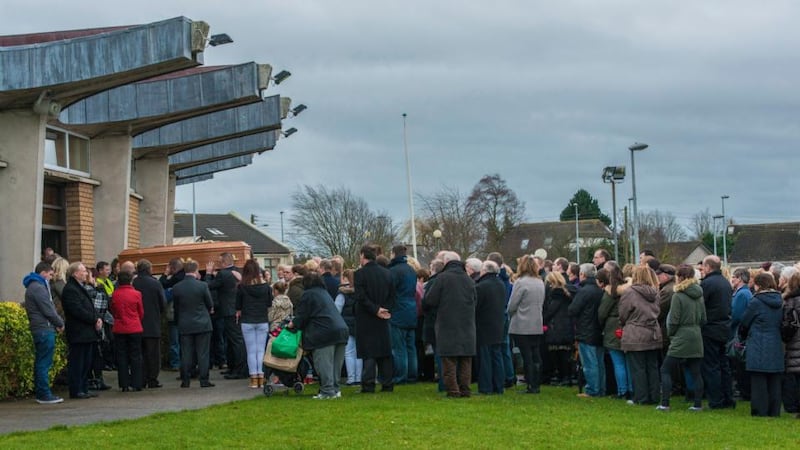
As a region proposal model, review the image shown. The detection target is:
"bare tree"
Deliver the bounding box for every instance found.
[467,174,526,252]
[637,210,689,252]
[415,186,484,258]
[289,185,394,266]
[690,208,714,239]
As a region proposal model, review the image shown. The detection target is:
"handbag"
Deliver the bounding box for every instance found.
[271,327,302,359]
[726,334,746,361]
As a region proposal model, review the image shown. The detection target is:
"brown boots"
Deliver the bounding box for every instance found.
[249,375,265,388]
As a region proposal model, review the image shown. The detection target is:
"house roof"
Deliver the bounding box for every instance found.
[498,219,612,261]
[173,212,291,255]
[728,222,800,264]
[650,241,712,265]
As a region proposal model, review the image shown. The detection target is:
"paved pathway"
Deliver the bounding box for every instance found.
[0,368,265,434]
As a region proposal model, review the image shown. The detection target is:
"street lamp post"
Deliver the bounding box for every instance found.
[602,166,626,262]
[628,142,649,264]
[712,215,723,256]
[191,183,197,242]
[572,203,580,262]
[280,211,285,243]
[402,113,418,259]
[721,195,730,266]
[627,197,634,262]
[433,229,442,255]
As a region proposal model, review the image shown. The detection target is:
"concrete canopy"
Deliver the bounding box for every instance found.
[0,17,208,110]
[133,94,282,158]
[58,63,272,137]
[167,130,277,171]
[176,173,214,185]
[175,154,253,181]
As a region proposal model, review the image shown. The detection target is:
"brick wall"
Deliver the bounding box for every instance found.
[65,182,95,267]
[128,195,140,249]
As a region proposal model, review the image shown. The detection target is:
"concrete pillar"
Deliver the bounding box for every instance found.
[0,110,46,301]
[166,173,176,243]
[91,135,132,262]
[134,156,171,247]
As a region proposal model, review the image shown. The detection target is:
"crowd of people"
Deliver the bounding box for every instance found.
[21,245,800,417]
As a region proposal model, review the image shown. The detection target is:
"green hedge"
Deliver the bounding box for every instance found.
[0,301,67,399]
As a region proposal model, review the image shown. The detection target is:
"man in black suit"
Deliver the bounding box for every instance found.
[173,260,215,388]
[61,262,103,399]
[133,259,167,388]
[353,245,396,393]
[206,252,246,379]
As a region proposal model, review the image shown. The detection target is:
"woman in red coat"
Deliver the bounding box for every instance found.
[111,270,145,391]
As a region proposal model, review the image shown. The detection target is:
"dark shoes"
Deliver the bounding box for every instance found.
[380,386,394,393]
[180,382,190,388]
[200,382,215,388]
[147,381,163,389]
[70,392,93,399]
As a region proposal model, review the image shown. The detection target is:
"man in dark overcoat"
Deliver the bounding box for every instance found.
[133,259,166,388]
[423,251,477,397]
[474,260,508,394]
[353,245,396,393]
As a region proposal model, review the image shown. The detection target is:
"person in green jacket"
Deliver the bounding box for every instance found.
[657,265,707,411]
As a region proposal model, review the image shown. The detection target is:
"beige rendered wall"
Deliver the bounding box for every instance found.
[91,135,132,263]
[0,110,46,301]
[134,156,171,248]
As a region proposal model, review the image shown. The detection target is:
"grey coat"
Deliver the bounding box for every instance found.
[508,275,545,336]
[172,276,213,335]
[423,260,476,357]
[23,274,64,333]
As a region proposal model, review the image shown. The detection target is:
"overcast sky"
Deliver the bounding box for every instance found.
[4,1,799,243]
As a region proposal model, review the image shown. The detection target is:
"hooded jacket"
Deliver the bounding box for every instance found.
[23,273,64,333]
[740,290,784,373]
[388,255,419,329]
[666,279,706,358]
[598,283,628,350]
[783,290,800,374]
[235,282,273,324]
[619,284,662,352]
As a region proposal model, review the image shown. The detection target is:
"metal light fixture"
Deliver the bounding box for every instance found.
[628,142,649,264]
[208,33,233,47]
[291,104,307,116]
[602,165,626,261]
[273,70,292,85]
[282,127,298,138]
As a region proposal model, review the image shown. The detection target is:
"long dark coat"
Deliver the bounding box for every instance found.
[783,291,800,374]
[543,285,574,345]
[475,273,507,346]
[61,277,100,344]
[701,270,732,343]
[423,260,476,357]
[133,272,166,338]
[740,290,784,373]
[353,260,395,358]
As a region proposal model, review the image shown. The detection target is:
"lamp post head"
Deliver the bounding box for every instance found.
[433,229,442,239]
[628,142,648,151]
[602,166,626,183]
[722,195,730,200]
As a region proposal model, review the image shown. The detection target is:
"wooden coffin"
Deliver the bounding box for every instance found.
[118,241,252,275]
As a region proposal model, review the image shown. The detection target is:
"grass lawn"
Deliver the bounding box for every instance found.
[1,382,794,448]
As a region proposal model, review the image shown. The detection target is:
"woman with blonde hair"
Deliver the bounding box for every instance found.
[50,257,70,318]
[508,255,546,393]
[619,265,662,405]
[542,270,574,386]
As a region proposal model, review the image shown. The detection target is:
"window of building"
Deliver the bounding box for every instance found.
[44,127,91,175]
[42,182,66,257]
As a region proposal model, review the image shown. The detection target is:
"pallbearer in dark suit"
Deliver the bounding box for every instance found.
[173,260,215,388]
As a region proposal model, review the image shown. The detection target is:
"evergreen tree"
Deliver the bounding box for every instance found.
[559,189,611,226]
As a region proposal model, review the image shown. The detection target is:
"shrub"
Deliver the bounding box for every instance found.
[0,301,67,399]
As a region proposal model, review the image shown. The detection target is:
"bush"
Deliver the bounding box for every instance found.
[0,301,67,399]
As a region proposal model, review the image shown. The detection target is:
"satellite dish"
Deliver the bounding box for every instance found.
[534,248,548,259]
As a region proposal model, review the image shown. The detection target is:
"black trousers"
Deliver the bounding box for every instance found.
[362,356,394,391]
[180,332,211,384]
[141,337,161,386]
[224,316,247,376]
[68,342,93,396]
[750,371,782,417]
[782,372,800,413]
[115,333,143,389]
[511,334,542,391]
[702,336,734,408]
[627,350,660,404]
[661,356,703,407]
